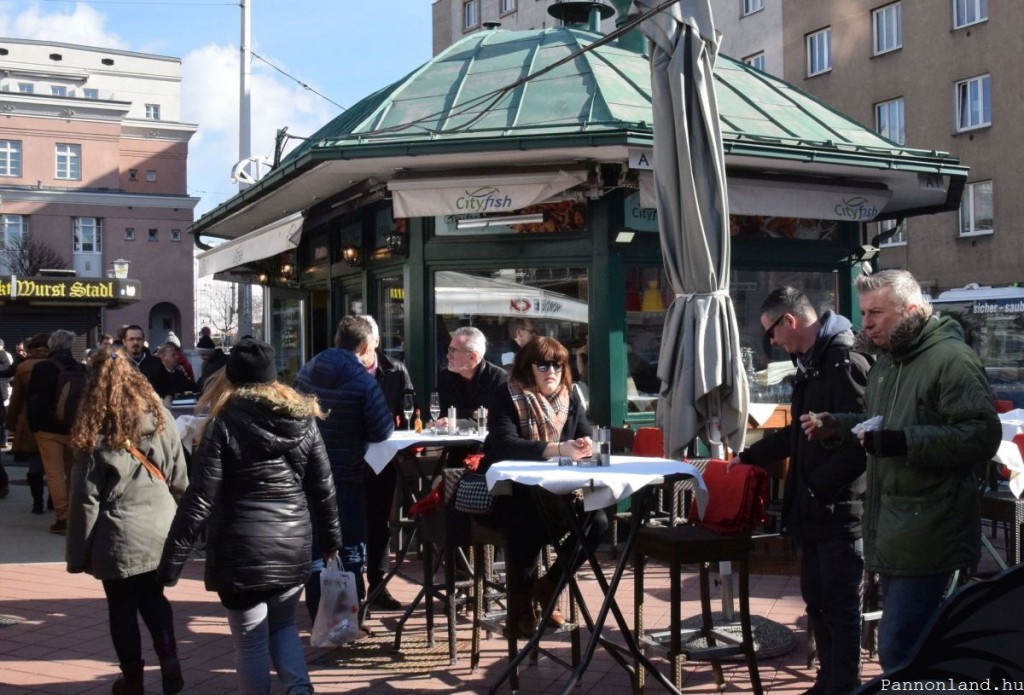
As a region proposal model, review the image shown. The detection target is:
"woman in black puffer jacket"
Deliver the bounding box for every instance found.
[158,339,341,695]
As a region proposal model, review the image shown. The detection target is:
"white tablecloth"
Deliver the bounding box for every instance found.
[364,429,486,474]
[996,412,1024,498]
[485,455,708,514]
[174,415,206,454]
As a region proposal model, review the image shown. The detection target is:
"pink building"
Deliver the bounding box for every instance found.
[0,37,198,349]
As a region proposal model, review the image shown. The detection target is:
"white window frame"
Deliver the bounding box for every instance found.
[55,143,82,180]
[877,219,906,247]
[742,0,764,16]
[125,227,136,241]
[463,0,480,30]
[51,85,68,97]
[17,83,33,94]
[1,214,26,252]
[953,0,987,29]
[82,88,99,99]
[956,74,991,132]
[875,97,905,145]
[872,3,902,55]
[499,0,516,16]
[146,169,157,182]
[170,228,182,243]
[743,52,766,71]
[145,103,161,120]
[806,28,832,77]
[148,228,159,242]
[0,139,22,177]
[959,180,993,237]
[73,217,102,253]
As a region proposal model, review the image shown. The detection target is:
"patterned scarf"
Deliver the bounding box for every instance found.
[509,380,570,443]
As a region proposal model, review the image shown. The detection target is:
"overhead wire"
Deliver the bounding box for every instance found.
[250,50,347,112]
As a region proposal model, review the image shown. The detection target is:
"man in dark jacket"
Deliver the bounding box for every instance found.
[361,315,414,610]
[805,270,1001,672]
[295,316,394,610]
[195,334,228,393]
[123,325,166,395]
[437,326,508,425]
[729,287,869,695]
[27,329,85,534]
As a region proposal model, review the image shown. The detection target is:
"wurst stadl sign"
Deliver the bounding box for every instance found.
[0,275,142,305]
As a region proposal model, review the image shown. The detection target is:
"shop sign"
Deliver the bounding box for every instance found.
[0,275,141,302]
[389,170,586,218]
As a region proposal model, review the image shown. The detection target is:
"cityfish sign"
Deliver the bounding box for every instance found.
[389,170,586,218]
[0,276,142,305]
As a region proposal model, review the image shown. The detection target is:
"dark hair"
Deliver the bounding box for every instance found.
[759,286,815,323]
[510,336,573,391]
[123,324,145,338]
[334,316,374,352]
[26,332,50,350]
[507,318,534,338]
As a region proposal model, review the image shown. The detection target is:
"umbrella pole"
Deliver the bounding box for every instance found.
[706,416,735,621]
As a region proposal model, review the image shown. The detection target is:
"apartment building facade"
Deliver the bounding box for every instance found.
[717,0,1017,293]
[0,38,199,346]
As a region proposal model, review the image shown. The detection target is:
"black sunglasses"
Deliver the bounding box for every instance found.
[534,361,564,373]
[764,314,786,341]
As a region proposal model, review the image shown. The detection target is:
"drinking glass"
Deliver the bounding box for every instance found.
[429,392,441,423]
[403,393,415,431]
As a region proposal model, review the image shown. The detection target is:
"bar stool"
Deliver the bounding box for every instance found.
[633,460,768,694]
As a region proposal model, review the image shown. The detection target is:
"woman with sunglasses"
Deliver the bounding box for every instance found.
[479,336,607,638]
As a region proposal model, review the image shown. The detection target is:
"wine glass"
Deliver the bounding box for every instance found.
[429,392,441,423]
[403,394,414,431]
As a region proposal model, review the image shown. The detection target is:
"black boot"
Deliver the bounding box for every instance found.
[27,472,45,515]
[159,658,183,695]
[111,660,145,695]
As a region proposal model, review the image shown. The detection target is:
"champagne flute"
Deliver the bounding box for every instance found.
[403,393,414,431]
[429,392,441,424]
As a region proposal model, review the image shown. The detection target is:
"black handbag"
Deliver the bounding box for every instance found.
[454,472,493,514]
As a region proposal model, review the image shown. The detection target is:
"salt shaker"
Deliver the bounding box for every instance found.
[447,406,458,435]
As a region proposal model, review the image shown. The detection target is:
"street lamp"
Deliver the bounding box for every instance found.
[112,258,131,279]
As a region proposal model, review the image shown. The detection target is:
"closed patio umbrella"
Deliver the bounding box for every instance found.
[630,0,747,459]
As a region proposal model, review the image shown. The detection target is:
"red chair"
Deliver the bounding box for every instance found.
[632,427,664,457]
[994,400,1015,414]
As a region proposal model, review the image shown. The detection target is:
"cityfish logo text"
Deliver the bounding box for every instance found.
[456,186,514,213]
[834,196,880,221]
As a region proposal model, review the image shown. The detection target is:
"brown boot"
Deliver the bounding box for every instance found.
[111,660,145,695]
[532,572,566,627]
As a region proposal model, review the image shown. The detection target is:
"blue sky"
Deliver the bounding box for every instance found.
[0,0,434,216]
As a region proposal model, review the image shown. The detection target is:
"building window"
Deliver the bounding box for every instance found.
[125,227,136,241]
[876,219,906,247]
[128,168,139,182]
[18,83,33,94]
[500,0,516,14]
[875,97,905,145]
[73,217,102,252]
[742,0,764,16]
[953,0,987,28]
[0,140,22,177]
[83,88,99,99]
[743,52,766,71]
[55,143,82,180]
[51,85,68,97]
[959,180,993,237]
[1,214,26,251]
[956,74,991,131]
[148,228,159,242]
[170,228,182,242]
[463,0,479,30]
[146,169,157,182]
[872,3,902,55]
[806,28,832,76]
[145,103,161,120]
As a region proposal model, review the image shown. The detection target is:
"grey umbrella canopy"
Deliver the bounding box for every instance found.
[630,0,747,458]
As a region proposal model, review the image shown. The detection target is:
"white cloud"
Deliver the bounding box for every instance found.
[0,2,126,48]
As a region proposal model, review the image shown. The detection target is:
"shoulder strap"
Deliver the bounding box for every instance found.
[128,445,166,483]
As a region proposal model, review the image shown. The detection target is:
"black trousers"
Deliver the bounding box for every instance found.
[101,571,177,665]
[365,461,398,589]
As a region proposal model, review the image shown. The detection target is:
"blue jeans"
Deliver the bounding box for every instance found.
[800,537,864,694]
[878,573,951,671]
[224,584,312,695]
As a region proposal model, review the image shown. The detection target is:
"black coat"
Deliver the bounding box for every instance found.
[27,348,81,435]
[740,315,870,540]
[438,359,509,420]
[157,394,342,594]
[374,350,414,417]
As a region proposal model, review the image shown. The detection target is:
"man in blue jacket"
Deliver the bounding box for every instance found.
[295,315,394,613]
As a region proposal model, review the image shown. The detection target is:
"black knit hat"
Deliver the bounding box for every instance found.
[196,335,216,353]
[226,338,277,385]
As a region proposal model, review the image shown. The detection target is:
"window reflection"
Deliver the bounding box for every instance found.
[377,274,405,363]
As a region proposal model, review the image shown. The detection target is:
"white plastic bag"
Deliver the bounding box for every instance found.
[309,558,365,647]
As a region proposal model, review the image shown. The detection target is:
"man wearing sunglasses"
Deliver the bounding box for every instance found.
[727,287,870,695]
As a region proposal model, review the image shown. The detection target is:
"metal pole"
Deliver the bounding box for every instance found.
[236,0,253,339]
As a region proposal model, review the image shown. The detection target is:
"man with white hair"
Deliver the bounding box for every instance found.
[437,326,508,428]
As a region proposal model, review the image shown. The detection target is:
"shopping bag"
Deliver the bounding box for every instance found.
[688,459,769,535]
[309,558,365,647]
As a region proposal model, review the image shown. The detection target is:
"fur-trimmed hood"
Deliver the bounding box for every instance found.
[231,386,320,419]
[853,311,931,357]
[219,388,321,456]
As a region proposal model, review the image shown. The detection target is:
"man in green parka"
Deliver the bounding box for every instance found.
[802,269,1001,672]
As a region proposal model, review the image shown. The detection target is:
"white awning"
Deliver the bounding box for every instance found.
[196,212,304,278]
[639,171,893,222]
[389,170,587,218]
[436,270,588,323]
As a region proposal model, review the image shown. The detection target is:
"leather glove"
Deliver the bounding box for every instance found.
[863,429,908,457]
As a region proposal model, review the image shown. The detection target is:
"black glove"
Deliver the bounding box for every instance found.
[863,429,908,457]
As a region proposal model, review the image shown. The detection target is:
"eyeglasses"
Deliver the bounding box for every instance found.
[533,361,564,373]
[764,314,786,342]
[447,346,473,355]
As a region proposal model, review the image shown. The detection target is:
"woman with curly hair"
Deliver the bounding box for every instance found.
[158,338,342,695]
[66,346,189,695]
